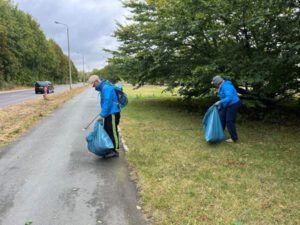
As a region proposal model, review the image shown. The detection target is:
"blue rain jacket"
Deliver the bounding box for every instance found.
[218,80,240,108]
[86,120,114,156]
[202,105,225,142]
[96,80,121,118]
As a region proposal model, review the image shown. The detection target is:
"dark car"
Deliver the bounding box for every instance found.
[35,81,54,94]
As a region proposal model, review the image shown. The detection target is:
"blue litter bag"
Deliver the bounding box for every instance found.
[86,121,114,156]
[202,105,225,143]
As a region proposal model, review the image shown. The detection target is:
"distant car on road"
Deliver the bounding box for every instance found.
[35,81,54,94]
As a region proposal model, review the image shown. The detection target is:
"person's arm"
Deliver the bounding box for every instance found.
[220,86,234,108]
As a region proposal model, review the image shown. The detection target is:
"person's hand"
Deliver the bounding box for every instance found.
[214,101,221,106]
[97,117,104,124]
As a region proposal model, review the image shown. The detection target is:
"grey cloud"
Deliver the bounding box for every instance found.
[14,0,129,71]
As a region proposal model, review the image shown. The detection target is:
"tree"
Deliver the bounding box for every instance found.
[0,0,79,88]
[91,63,121,84]
[107,0,300,105]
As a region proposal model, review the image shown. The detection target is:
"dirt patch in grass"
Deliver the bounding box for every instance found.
[0,86,88,147]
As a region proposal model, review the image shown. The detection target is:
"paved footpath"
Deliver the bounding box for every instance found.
[0,88,147,225]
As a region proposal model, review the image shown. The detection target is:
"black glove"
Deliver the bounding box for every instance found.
[97,117,104,124]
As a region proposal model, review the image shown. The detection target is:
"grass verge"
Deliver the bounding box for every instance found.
[0,86,88,147]
[0,85,32,91]
[120,85,300,225]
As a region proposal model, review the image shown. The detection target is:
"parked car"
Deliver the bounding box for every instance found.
[35,81,54,94]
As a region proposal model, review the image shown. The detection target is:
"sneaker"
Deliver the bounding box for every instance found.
[103,151,119,158]
[113,150,119,157]
[225,138,234,143]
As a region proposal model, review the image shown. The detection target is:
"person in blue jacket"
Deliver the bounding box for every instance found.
[212,75,241,143]
[88,75,121,157]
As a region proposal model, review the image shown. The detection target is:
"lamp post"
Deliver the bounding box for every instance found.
[54,21,72,89]
[82,55,85,84]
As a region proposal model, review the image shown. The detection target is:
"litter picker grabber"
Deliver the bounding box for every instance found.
[83,114,99,130]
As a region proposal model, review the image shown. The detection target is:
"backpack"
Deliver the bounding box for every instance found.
[113,84,128,109]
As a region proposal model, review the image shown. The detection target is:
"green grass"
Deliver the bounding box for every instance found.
[120,85,300,225]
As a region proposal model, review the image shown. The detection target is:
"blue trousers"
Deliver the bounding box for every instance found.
[218,101,241,141]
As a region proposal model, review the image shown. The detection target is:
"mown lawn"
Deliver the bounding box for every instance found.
[120,85,300,225]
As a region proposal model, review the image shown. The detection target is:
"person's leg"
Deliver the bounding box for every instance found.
[218,108,227,131]
[114,113,120,150]
[104,115,117,151]
[115,112,120,126]
[225,101,240,141]
[111,113,119,151]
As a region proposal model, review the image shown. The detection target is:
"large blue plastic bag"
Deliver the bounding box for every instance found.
[202,105,225,142]
[86,121,114,156]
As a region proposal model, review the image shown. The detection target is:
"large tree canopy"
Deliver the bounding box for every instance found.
[107,0,299,105]
[0,0,78,88]
[91,64,121,84]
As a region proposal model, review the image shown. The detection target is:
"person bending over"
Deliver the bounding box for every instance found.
[212,75,241,143]
[88,75,121,157]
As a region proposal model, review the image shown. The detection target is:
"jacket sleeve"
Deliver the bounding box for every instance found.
[100,86,114,118]
[220,85,234,108]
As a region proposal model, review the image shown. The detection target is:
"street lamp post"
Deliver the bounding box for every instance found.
[54,21,72,90]
[82,55,85,84]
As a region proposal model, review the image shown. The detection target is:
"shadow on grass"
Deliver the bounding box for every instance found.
[129,96,300,126]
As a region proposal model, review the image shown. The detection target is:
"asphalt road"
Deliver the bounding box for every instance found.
[0,83,85,108]
[0,88,147,225]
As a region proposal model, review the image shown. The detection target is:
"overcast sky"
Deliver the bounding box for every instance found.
[13,0,130,71]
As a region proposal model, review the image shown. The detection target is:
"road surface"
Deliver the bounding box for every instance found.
[0,83,85,108]
[0,88,147,225]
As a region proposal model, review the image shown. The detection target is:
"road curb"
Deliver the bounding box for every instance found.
[119,128,129,152]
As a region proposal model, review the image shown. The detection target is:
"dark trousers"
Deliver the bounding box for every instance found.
[104,112,120,151]
[219,101,241,141]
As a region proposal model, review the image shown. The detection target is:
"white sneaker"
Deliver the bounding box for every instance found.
[225,138,234,143]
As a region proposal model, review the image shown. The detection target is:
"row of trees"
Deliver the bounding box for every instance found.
[91,64,120,84]
[106,0,299,106]
[0,0,78,89]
